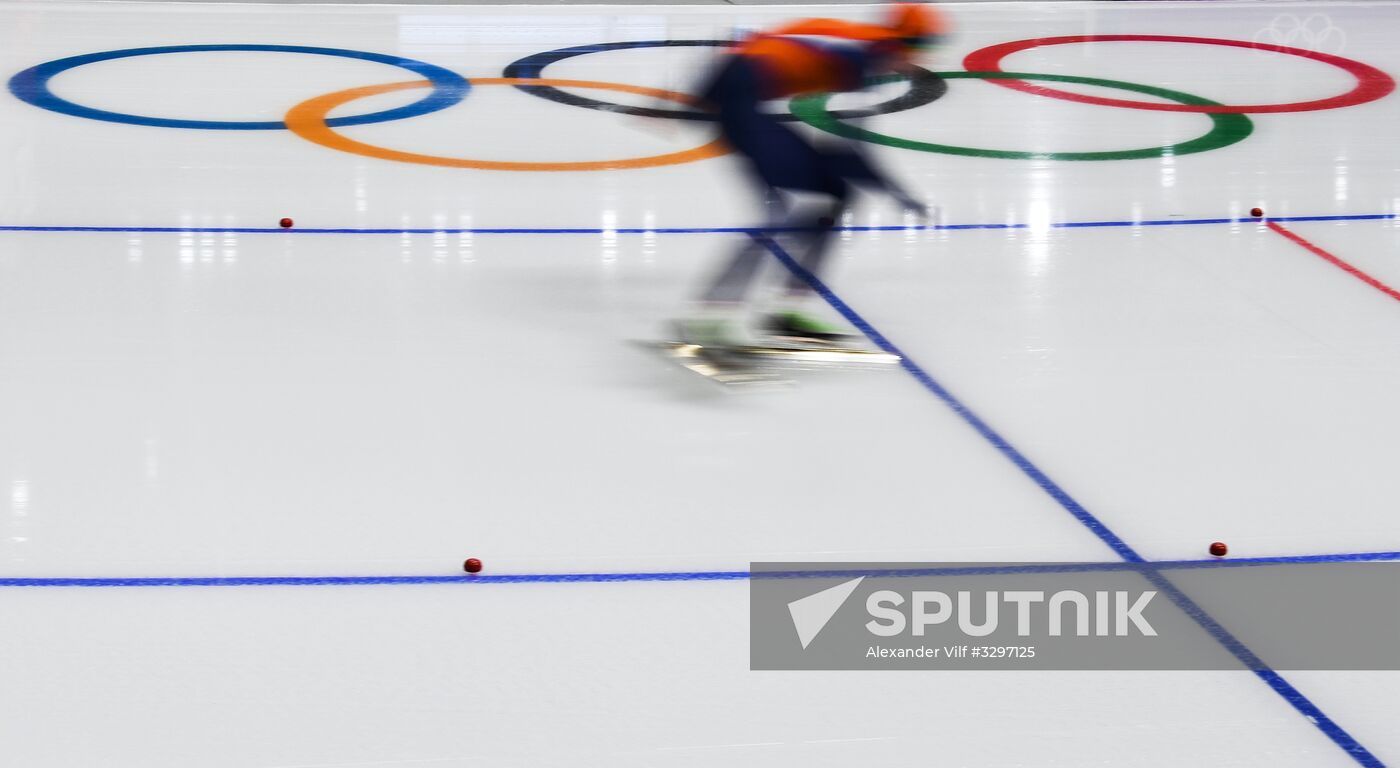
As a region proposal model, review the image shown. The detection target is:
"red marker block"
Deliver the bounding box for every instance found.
[1209,542,1228,557]
[279,217,294,229]
[463,558,483,574]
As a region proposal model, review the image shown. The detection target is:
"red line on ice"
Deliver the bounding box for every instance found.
[1267,220,1400,303]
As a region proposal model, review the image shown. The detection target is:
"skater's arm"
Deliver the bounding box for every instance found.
[881,175,928,219]
[854,128,927,217]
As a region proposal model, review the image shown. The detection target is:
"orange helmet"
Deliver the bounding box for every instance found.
[886,2,948,50]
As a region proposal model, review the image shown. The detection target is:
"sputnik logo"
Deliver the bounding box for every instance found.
[787,577,865,649]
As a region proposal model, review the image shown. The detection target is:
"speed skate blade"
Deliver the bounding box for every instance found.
[732,343,901,368]
[637,341,793,390]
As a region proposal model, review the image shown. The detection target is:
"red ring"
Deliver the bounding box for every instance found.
[962,35,1395,114]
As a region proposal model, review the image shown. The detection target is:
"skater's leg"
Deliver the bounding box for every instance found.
[697,241,764,304]
[682,57,855,346]
[673,58,784,347]
[780,188,849,296]
[703,119,845,326]
[699,189,786,304]
[765,179,859,343]
[675,191,785,347]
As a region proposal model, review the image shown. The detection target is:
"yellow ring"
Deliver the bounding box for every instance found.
[284,77,729,171]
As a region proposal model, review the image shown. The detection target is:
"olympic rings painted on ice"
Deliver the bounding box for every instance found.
[284,78,728,171]
[791,71,1253,161]
[7,45,469,130]
[501,39,948,122]
[962,35,1395,114]
[5,35,1396,168]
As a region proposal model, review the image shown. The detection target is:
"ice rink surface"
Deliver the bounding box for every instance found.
[2,0,1400,765]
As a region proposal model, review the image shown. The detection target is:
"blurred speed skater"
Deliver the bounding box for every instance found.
[676,2,948,348]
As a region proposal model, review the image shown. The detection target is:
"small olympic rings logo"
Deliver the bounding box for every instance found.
[6,34,1394,169]
[1254,14,1347,55]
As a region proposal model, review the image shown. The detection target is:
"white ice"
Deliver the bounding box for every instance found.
[1,0,1399,765]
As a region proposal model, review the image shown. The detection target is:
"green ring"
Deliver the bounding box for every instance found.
[791,71,1254,161]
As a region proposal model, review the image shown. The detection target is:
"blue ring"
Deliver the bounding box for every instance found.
[7,44,470,130]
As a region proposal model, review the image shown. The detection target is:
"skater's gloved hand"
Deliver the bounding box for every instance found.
[895,194,928,220]
[880,177,927,221]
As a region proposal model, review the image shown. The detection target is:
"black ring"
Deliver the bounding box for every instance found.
[501,39,946,122]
